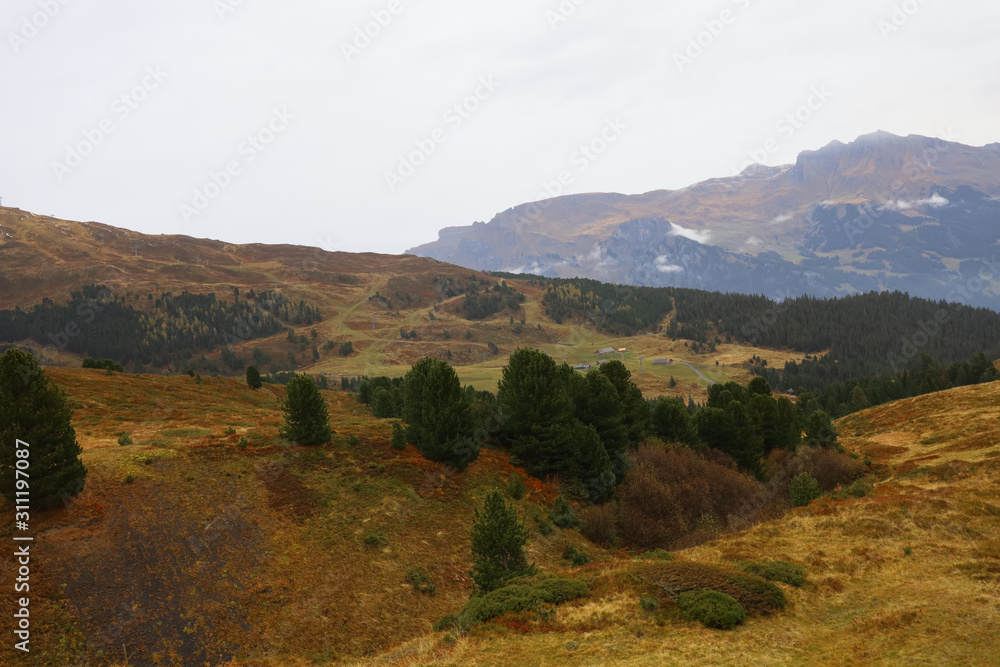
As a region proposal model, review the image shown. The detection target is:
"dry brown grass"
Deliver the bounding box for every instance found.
[349,381,1000,667]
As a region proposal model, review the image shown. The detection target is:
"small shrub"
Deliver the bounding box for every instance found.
[225,427,237,435]
[676,590,746,630]
[639,596,659,611]
[348,435,360,446]
[195,374,203,384]
[117,432,134,447]
[536,516,554,536]
[790,472,821,508]
[562,544,592,567]
[833,475,875,500]
[459,577,589,625]
[550,495,579,528]
[144,458,153,465]
[581,504,618,546]
[639,549,674,561]
[406,567,436,595]
[238,436,249,448]
[739,561,806,587]
[507,473,526,500]
[433,613,460,632]
[124,474,135,484]
[903,546,913,556]
[363,533,386,548]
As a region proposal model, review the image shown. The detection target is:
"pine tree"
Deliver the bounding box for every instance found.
[246,365,262,390]
[403,357,477,470]
[652,396,698,446]
[849,385,870,412]
[0,349,87,510]
[279,374,331,445]
[469,490,534,593]
[803,410,839,449]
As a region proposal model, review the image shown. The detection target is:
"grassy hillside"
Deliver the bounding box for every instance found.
[1,208,783,400]
[354,382,1000,666]
[3,370,999,665]
[0,369,600,666]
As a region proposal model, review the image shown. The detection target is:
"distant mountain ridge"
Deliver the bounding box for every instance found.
[408,132,1000,308]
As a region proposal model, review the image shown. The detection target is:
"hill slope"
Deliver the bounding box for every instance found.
[356,381,1000,666]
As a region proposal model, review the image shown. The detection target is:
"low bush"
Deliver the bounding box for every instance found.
[535,516,554,536]
[550,495,579,528]
[739,561,806,587]
[363,533,386,548]
[639,596,659,611]
[833,475,875,500]
[508,473,527,500]
[562,544,592,567]
[638,549,674,561]
[676,590,746,630]
[633,561,785,615]
[118,432,134,446]
[618,444,768,550]
[581,504,618,546]
[406,567,436,595]
[460,577,589,625]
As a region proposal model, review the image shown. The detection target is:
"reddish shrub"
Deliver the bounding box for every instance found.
[617,444,768,550]
[580,504,619,546]
[765,446,865,493]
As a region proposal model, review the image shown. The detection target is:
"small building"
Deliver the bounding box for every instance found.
[573,364,592,371]
[596,347,616,355]
[652,358,672,366]
[618,348,627,352]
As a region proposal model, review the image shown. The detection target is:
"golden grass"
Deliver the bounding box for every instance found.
[349,381,1000,666]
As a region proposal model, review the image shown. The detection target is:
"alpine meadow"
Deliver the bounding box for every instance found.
[2,2,1000,666]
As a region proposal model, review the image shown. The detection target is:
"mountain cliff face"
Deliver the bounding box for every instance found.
[409,132,1000,308]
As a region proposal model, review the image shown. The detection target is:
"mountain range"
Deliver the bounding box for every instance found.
[408,131,1000,308]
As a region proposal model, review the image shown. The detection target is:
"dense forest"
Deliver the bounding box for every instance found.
[495,274,1000,397]
[0,285,317,369]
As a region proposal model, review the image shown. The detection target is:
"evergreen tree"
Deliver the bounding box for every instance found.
[803,410,839,449]
[403,357,477,470]
[0,349,87,510]
[246,365,263,390]
[849,385,871,412]
[652,396,698,447]
[469,489,533,593]
[597,361,648,445]
[570,370,629,482]
[279,374,332,445]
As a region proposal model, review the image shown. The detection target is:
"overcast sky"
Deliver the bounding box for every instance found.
[2,0,998,254]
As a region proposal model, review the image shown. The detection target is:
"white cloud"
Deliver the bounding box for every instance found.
[655,255,683,273]
[890,194,948,210]
[745,236,764,246]
[771,214,793,225]
[669,222,712,244]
